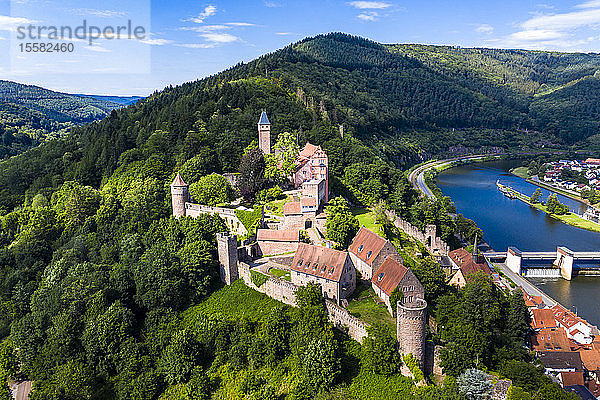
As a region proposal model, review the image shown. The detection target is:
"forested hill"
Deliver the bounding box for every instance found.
[0,80,127,158]
[0,33,582,399]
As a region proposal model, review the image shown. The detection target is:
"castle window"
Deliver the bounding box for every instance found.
[378,272,384,282]
[298,260,303,266]
[321,266,326,273]
[305,262,310,269]
[329,267,335,274]
[367,251,372,259]
[313,263,318,270]
[358,245,364,253]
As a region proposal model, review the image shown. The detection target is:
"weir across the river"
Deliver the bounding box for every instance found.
[484,247,600,280]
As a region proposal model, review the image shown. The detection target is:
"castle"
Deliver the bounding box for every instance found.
[171,111,430,368]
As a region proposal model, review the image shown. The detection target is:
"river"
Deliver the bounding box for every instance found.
[436,159,600,325]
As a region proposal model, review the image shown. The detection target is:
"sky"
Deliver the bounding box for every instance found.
[1,0,600,95]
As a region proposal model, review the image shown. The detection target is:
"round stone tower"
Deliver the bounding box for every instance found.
[397,298,427,367]
[170,173,189,218]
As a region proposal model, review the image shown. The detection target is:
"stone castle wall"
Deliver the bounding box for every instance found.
[238,262,369,342]
[325,300,369,342]
[385,210,450,256]
[186,203,249,236]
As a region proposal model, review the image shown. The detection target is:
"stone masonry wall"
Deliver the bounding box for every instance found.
[238,262,369,342]
[385,210,450,256]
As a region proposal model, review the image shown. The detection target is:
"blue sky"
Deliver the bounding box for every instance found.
[1,0,600,95]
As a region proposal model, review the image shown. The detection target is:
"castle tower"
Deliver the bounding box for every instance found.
[170,173,189,218]
[258,111,271,154]
[217,232,238,285]
[397,298,427,368]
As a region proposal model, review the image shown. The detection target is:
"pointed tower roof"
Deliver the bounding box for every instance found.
[171,173,188,187]
[258,111,270,125]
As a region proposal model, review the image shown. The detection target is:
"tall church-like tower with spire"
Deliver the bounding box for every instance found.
[258,111,271,154]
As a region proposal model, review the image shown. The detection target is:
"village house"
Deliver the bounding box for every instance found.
[256,229,300,256]
[551,305,594,345]
[447,248,491,288]
[293,142,329,202]
[290,243,356,304]
[531,308,558,330]
[348,226,403,279]
[530,327,570,352]
[370,257,424,315]
[538,351,584,374]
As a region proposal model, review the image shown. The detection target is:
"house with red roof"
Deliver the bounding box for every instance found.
[256,229,300,256]
[551,305,594,345]
[447,248,491,288]
[531,327,570,352]
[290,243,355,304]
[531,308,558,330]
[371,257,424,315]
[293,142,328,203]
[348,226,403,279]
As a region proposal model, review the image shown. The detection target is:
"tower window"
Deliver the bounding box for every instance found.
[358,245,364,253]
[367,251,373,259]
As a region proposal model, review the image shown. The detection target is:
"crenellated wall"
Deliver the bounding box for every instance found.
[186,203,251,236]
[325,299,369,342]
[385,210,450,256]
[238,262,369,342]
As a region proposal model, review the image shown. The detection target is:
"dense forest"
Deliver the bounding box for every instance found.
[0,81,129,158]
[0,33,590,399]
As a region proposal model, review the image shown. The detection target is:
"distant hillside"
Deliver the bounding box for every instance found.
[1,33,600,205]
[0,80,127,158]
[75,94,144,106]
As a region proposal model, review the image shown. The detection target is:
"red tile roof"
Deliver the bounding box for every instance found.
[299,142,319,159]
[300,197,317,207]
[256,229,300,242]
[522,290,544,308]
[531,309,558,330]
[291,243,349,282]
[551,305,589,330]
[560,371,584,387]
[531,328,570,351]
[371,257,407,296]
[580,348,600,371]
[448,248,491,276]
[348,226,387,266]
[283,201,301,215]
[171,173,187,187]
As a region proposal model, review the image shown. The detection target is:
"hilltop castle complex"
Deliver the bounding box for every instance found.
[170,111,431,369]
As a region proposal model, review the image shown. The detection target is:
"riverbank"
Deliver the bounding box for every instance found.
[497,182,600,233]
[509,167,594,207]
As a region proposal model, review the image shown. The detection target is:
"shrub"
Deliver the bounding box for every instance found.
[250,270,269,288]
[403,353,424,382]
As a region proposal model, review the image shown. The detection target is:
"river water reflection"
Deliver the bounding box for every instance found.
[436,159,600,324]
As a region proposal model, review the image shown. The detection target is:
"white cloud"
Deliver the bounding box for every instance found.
[348,1,391,9]
[521,8,600,31]
[181,24,230,32]
[225,22,256,26]
[176,43,216,49]
[357,11,378,21]
[188,5,217,24]
[139,38,172,45]
[200,32,239,43]
[509,29,566,40]
[84,45,111,53]
[575,0,600,8]
[264,1,282,7]
[276,32,293,35]
[486,1,600,50]
[475,24,494,34]
[72,9,126,18]
[0,15,37,31]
